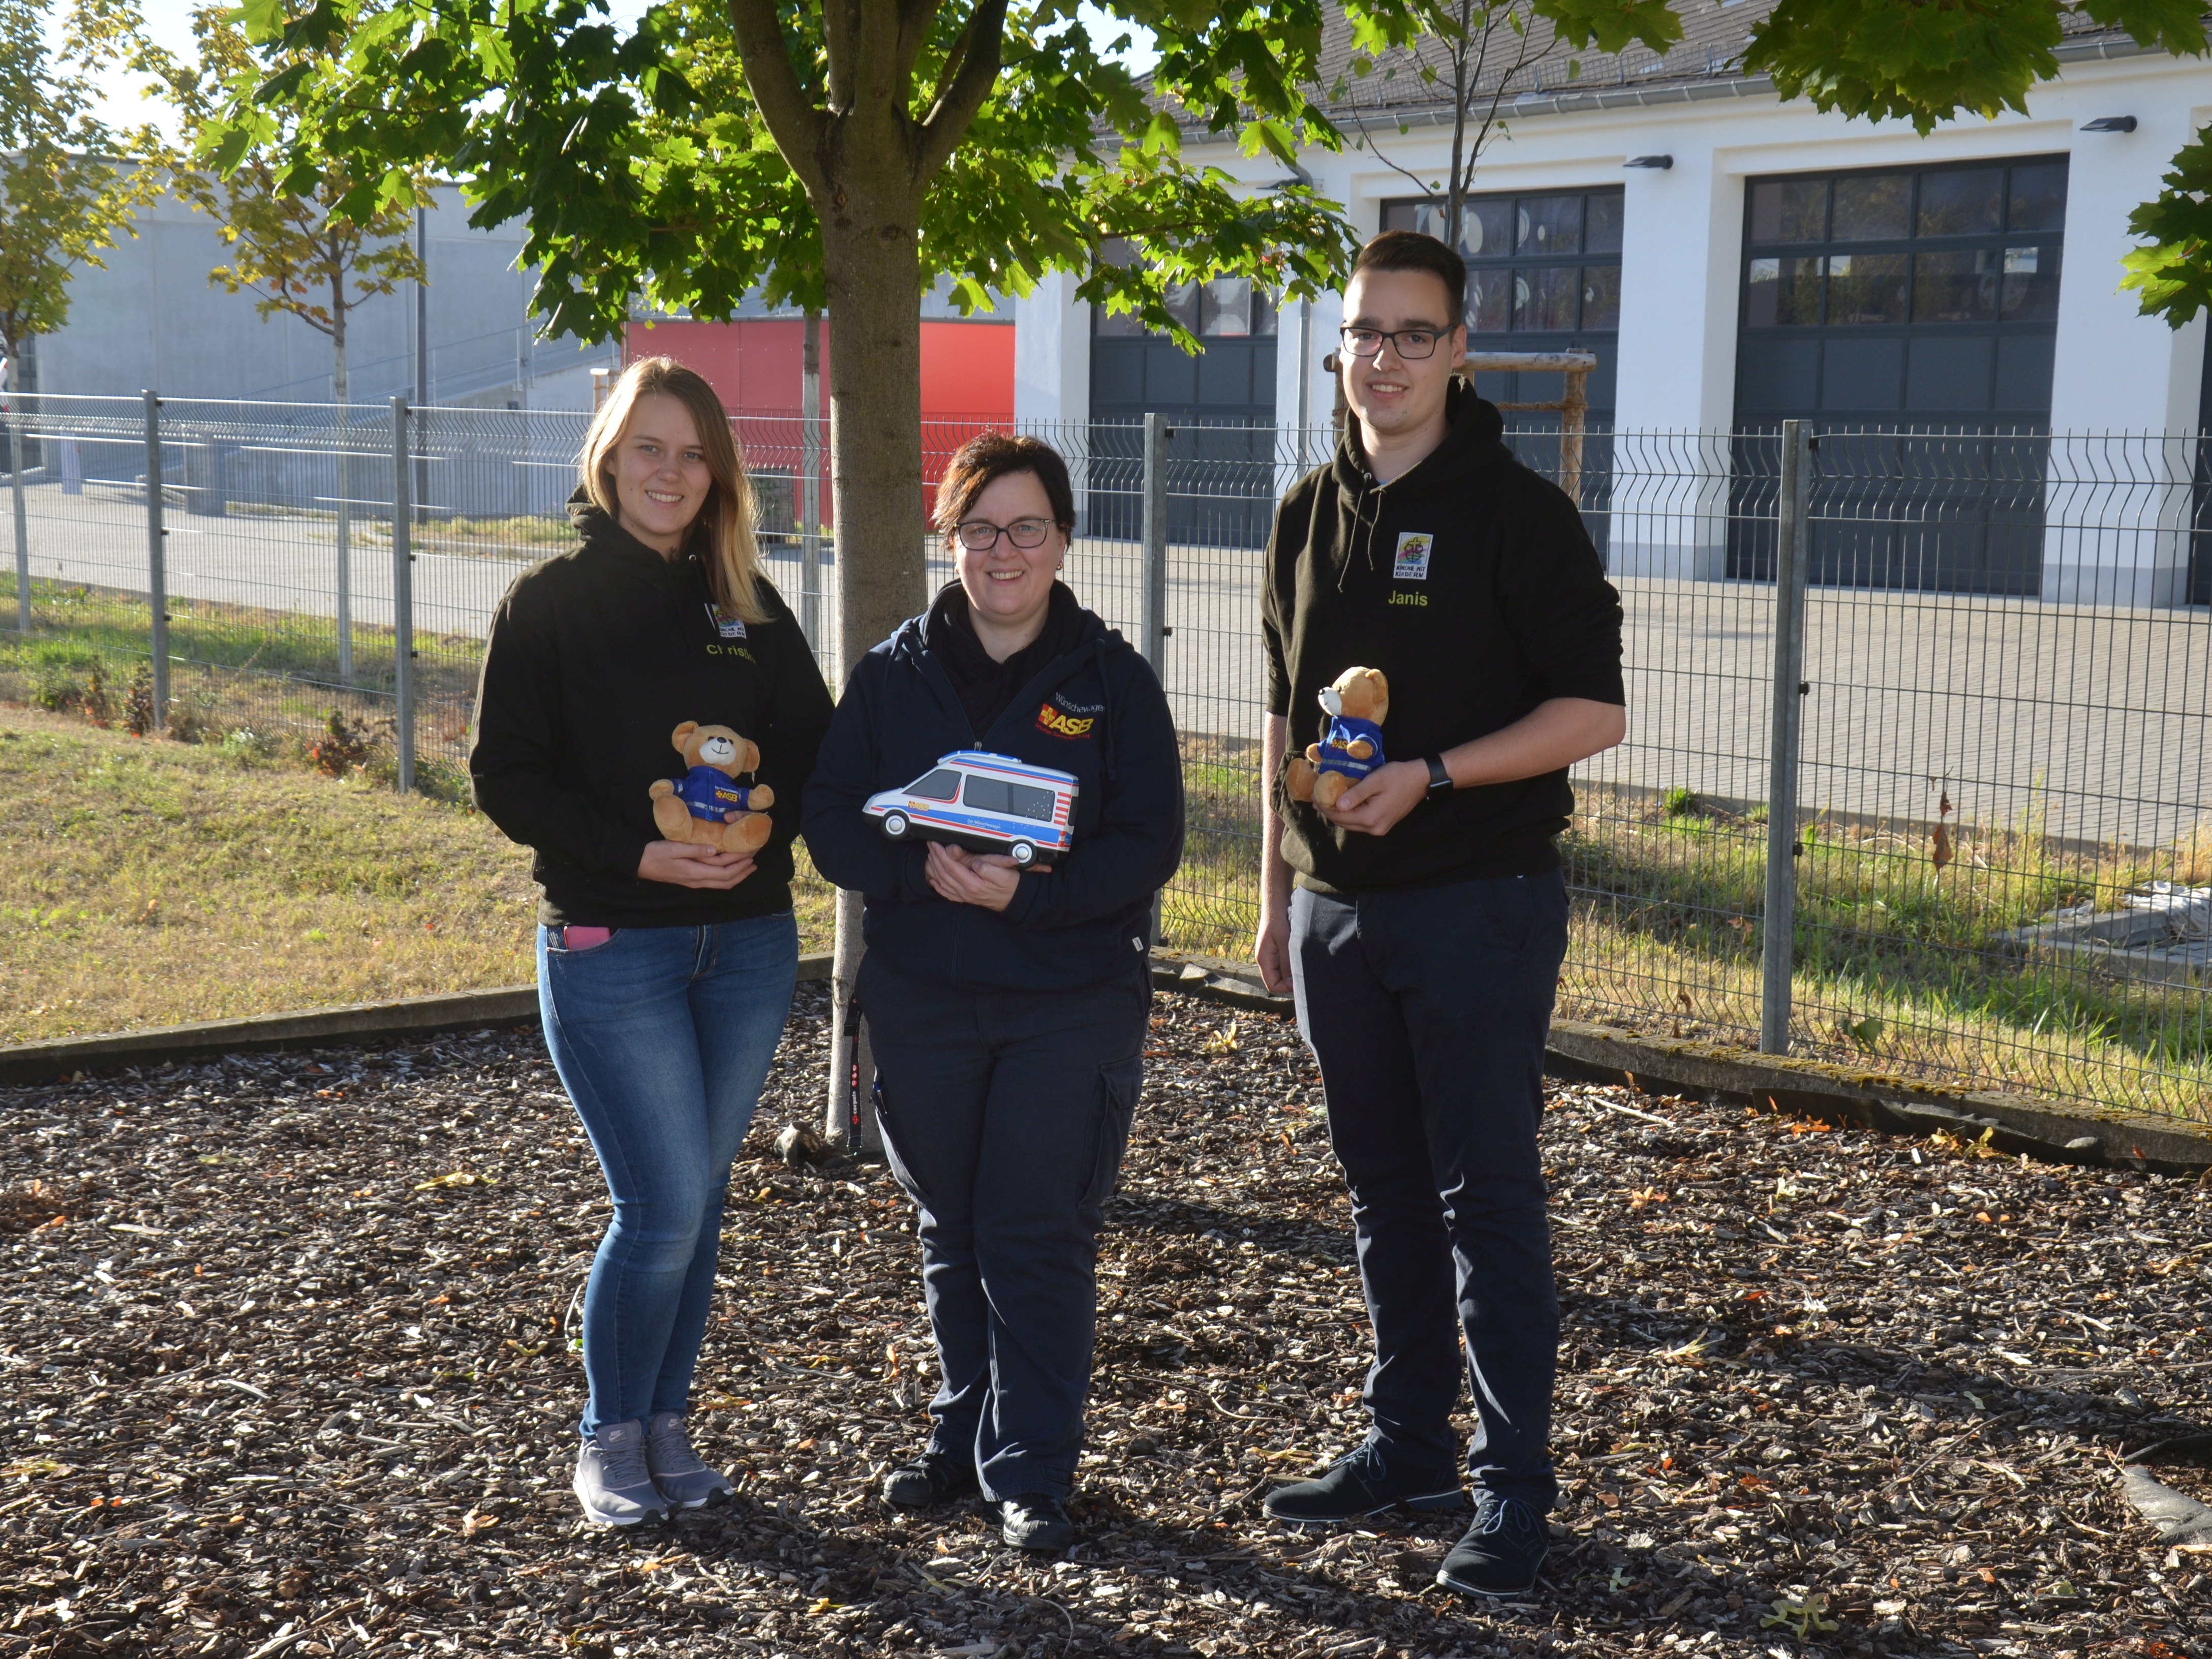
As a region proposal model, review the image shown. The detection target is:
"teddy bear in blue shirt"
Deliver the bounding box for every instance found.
[650,721,774,854]
[1285,666,1390,812]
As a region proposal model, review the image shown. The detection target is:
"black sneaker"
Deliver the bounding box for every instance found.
[998,1494,1077,1552]
[1435,1491,1549,1598]
[1261,1442,1464,1528]
[881,1450,980,1510]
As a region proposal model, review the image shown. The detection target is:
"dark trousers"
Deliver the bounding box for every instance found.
[1289,871,1568,1512]
[859,954,1148,1502]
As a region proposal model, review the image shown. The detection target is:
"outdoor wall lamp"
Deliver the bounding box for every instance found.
[1624,155,1674,169]
[2080,116,2138,132]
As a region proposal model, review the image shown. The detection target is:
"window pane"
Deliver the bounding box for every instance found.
[1251,288,1279,336]
[1460,199,1514,258]
[1745,256,1824,326]
[1913,250,1997,323]
[1163,280,1202,334]
[1006,783,1056,822]
[1093,304,1147,337]
[1514,266,1579,330]
[1580,265,1621,331]
[1827,253,1909,323]
[1467,268,1511,334]
[1517,195,1582,256]
[1917,168,2003,236]
[2001,243,2062,321]
[1831,173,1910,241]
[1749,179,1827,242]
[1583,192,1624,256]
[1380,202,1423,234]
[1201,276,1252,336]
[911,769,961,801]
[1411,200,1451,243]
[2008,162,2068,232]
[962,774,1010,813]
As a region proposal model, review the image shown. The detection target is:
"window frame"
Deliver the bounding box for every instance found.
[1379,187,1626,340]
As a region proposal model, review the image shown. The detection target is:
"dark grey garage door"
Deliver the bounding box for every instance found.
[1732,157,2067,594]
[1383,188,1621,557]
[1089,276,1277,547]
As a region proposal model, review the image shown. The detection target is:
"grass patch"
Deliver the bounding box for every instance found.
[0,704,833,1045]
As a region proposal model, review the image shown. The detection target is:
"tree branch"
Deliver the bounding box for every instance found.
[822,0,861,112]
[726,0,830,199]
[914,0,1006,181]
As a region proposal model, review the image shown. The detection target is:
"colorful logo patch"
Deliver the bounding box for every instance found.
[1392,532,1433,581]
[1036,703,1096,739]
[704,603,748,640]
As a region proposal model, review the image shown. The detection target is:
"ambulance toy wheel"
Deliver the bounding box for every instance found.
[1008,840,1036,867]
[882,811,909,839]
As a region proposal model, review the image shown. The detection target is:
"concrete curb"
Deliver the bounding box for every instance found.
[1146,952,2212,1176]
[0,954,834,1086]
[12,950,2211,1175]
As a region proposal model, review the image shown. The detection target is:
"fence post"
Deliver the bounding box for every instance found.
[143,391,169,719]
[1760,420,1812,1055]
[390,395,415,794]
[800,311,822,655]
[9,400,27,634]
[1140,412,1171,949]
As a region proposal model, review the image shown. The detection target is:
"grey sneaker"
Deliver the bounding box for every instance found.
[646,1411,735,1509]
[573,1420,669,1526]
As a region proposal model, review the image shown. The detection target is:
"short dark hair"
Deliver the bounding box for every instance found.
[933,433,1076,535]
[1350,229,1466,328]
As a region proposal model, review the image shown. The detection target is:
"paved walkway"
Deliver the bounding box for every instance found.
[15,484,2209,850]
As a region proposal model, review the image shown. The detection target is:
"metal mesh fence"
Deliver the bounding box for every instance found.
[8,390,2211,1121]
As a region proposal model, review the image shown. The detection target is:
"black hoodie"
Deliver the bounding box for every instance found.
[1261,385,1624,893]
[469,498,835,928]
[802,586,1183,993]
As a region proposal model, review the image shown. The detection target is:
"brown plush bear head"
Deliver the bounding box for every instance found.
[671,721,759,778]
[1318,666,1389,726]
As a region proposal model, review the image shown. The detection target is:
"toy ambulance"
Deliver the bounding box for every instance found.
[863,750,1079,867]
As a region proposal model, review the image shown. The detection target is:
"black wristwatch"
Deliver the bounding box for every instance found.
[1425,755,1454,798]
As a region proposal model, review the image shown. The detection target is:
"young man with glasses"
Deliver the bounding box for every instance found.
[1253,230,1625,1597]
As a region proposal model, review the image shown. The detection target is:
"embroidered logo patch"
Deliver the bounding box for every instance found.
[704,603,747,640]
[1036,703,1095,739]
[1392,532,1433,581]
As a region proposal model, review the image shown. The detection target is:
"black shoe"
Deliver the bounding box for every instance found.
[1436,1491,1549,1599]
[998,1494,1077,1552]
[881,1451,980,1510]
[1261,1442,1464,1528]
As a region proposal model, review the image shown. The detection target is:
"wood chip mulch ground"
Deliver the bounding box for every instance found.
[5,985,2209,1659]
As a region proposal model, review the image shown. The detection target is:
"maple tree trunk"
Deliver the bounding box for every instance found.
[816,176,931,1156]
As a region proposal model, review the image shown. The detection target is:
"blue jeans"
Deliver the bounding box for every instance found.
[537,914,798,1437]
[1290,872,1569,1513]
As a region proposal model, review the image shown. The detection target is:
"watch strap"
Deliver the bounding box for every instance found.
[1425,755,1453,796]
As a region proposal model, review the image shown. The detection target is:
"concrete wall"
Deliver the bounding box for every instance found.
[31,181,613,410]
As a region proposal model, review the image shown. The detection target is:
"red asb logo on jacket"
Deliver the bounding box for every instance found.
[1036,703,1095,739]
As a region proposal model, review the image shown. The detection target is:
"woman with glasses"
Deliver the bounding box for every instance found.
[803,433,1183,1553]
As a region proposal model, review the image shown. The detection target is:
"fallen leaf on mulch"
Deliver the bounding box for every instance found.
[2,987,2208,1659]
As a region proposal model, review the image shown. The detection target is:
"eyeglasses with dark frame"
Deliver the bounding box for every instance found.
[1337,324,1451,360]
[955,516,1058,551]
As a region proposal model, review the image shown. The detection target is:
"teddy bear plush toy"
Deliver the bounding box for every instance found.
[650,721,775,854]
[1285,666,1390,812]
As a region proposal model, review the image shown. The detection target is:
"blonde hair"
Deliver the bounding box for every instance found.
[579,355,767,625]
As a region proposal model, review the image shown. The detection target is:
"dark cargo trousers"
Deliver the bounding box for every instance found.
[859,954,1148,1503]
[1289,870,1569,1513]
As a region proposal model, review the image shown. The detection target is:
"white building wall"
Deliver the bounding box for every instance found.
[1060,47,2212,599]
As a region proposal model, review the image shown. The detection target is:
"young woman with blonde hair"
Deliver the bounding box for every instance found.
[470,356,833,1525]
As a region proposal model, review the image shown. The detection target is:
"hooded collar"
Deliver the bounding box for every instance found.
[1327,381,1511,587]
[566,488,706,578]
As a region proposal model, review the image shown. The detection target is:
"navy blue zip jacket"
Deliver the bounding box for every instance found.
[803,586,1184,993]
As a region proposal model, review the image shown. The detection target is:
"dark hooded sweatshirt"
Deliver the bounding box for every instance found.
[469,498,835,928]
[1261,384,1624,893]
[802,584,1184,993]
